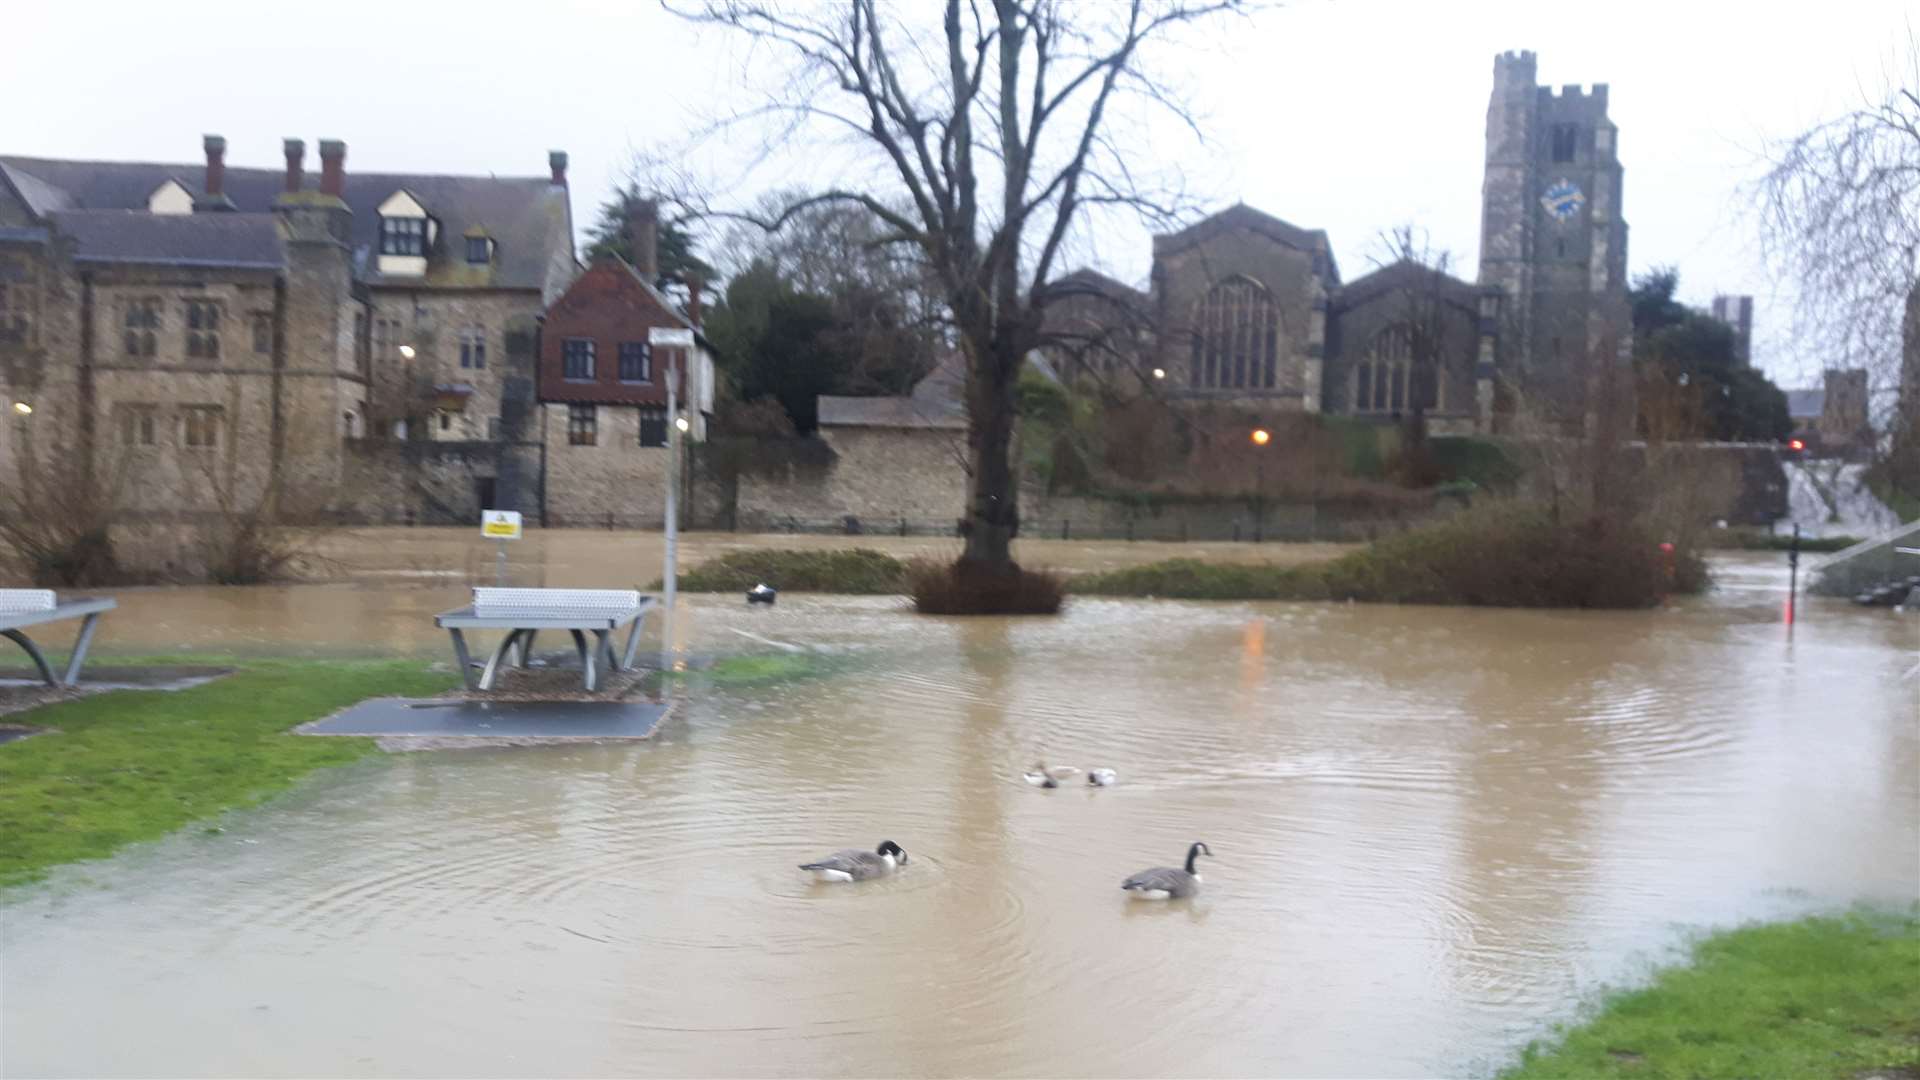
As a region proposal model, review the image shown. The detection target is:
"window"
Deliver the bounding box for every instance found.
[0,277,28,345]
[1550,123,1578,163]
[380,216,425,256]
[568,403,598,446]
[1352,325,1437,415]
[562,338,596,380]
[466,236,490,264]
[182,405,222,449]
[252,311,272,355]
[117,405,156,446]
[373,317,405,358]
[1555,238,1568,259]
[618,341,651,383]
[1188,276,1280,391]
[353,310,370,370]
[487,416,504,441]
[123,298,159,357]
[638,406,668,448]
[343,408,363,439]
[184,300,220,360]
[459,326,486,370]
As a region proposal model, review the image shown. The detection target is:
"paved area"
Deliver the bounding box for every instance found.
[0,665,233,720]
[299,697,670,741]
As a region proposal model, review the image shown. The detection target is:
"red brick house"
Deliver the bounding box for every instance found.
[535,202,716,526]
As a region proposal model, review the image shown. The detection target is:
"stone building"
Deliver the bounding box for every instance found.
[535,201,717,527]
[1709,295,1754,367]
[0,136,577,530]
[1477,50,1631,404]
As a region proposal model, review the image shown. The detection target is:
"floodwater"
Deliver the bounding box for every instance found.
[3,536,1917,1078]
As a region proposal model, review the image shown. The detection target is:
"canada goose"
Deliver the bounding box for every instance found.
[1023,762,1078,787]
[1121,842,1210,899]
[799,841,908,882]
[1086,768,1118,787]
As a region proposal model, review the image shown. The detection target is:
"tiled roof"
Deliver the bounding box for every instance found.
[47,210,283,269]
[0,154,575,296]
[818,352,968,430]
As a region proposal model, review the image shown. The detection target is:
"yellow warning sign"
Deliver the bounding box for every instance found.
[481,509,523,540]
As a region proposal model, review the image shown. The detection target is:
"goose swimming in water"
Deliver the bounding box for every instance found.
[799,841,908,882]
[1086,768,1118,787]
[1121,842,1210,899]
[1022,762,1079,788]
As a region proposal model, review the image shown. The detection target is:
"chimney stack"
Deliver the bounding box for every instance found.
[629,198,659,281]
[549,150,568,186]
[687,271,705,329]
[318,139,346,197]
[203,135,227,197]
[283,138,305,193]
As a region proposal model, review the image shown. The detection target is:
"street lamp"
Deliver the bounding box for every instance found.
[398,344,416,359]
[1250,427,1270,446]
[674,414,690,433]
[10,401,31,416]
[1151,367,1166,380]
[649,326,698,665]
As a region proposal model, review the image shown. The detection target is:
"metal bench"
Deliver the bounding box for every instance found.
[434,588,656,693]
[0,589,117,688]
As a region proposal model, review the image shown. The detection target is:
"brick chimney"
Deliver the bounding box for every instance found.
[194,134,236,212]
[318,139,346,198]
[203,135,227,197]
[687,271,705,329]
[549,150,568,186]
[283,138,305,193]
[629,198,659,281]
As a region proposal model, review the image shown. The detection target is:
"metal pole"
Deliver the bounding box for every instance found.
[1786,523,1800,625]
[662,347,679,666]
[495,538,506,587]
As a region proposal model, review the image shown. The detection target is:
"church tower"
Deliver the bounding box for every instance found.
[1477,51,1629,407]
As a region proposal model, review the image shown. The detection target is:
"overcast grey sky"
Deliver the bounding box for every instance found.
[7,0,1910,385]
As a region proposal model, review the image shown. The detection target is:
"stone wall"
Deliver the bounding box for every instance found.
[540,402,674,527]
[721,425,969,532]
[364,289,545,443]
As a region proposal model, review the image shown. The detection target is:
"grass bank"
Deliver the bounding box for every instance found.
[1710,529,1860,553]
[1072,503,1707,608]
[1503,910,1920,1079]
[665,547,908,594]
[0,658,450,888]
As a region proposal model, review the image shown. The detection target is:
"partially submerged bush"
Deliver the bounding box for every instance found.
[670,548,909,593]
[1071,502,1706,609]
[908,558,1065,615]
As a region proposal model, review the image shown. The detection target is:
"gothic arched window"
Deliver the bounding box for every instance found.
[1188,276,1280,391]
[1353,325,1439,414]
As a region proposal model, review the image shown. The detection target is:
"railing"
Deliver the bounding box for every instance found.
[1808,518,1920,597]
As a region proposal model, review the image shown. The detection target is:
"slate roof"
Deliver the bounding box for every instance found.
[1786,389,1825,420]
[1334,258,1489,312]
[817,352,968,430]
[47,210,283,269]
[0,154,575,294]
[1152,203,1340,283]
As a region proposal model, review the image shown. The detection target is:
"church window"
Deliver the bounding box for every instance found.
[1550,123,1578,163]
[1353,325,1438,415]
[1188,276,1280,392]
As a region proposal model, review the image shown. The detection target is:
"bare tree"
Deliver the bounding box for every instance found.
[1755,28,1920,487]
[667,0,1240,594]
[1369,225,1473,461]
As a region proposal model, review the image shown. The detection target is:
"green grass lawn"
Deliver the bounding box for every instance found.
[0,659,450,889]
[1503,910,1920,1079]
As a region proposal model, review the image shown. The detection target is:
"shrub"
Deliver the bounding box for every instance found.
[1071,501,1706,609]
[669,548,909,593]
[908,558,1065,615]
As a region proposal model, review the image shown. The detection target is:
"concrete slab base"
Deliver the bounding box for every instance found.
[298,696,672,750]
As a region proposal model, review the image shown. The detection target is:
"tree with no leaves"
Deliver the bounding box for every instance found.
[1754,29,1920,488]
[667,0,1241,602]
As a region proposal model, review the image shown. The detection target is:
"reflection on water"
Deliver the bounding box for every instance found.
[2,544,1916,1077]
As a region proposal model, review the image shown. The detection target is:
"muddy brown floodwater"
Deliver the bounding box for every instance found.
[2,535,1916,1077]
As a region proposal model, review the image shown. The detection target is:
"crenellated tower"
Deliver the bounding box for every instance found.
[1477,51,1629,417]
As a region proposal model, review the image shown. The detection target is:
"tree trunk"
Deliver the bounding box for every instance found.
[959,328,1022,573]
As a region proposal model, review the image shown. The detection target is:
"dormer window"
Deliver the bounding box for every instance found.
[147,179,193,215]
[466,235,492,264]
[380,217,425,256]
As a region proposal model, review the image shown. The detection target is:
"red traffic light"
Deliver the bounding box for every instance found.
[1787,438,1806,451]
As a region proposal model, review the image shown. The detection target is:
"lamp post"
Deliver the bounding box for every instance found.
[1250,427,1270,543]
[650,326,696,666]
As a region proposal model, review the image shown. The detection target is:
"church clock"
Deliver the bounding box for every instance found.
[1541,178,1586,222]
